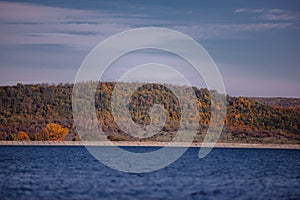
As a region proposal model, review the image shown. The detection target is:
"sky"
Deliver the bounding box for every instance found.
[0,0,299,97]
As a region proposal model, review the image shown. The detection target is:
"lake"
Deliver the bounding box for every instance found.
[0,146,299,199]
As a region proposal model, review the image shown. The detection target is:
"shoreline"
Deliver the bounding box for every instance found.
[0,141,299,149]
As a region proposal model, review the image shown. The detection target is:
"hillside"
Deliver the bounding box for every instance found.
[0,83,299,144]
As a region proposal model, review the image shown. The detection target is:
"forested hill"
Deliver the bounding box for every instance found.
[0,83,299,144]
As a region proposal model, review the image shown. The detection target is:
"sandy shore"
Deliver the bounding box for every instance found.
[0,141,299,149]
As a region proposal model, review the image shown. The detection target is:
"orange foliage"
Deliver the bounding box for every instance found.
[16,131,30,141]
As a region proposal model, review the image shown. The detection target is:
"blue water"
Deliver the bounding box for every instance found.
[0,146,299,200]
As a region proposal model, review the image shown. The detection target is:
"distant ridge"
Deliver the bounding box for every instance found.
[248,97,300,108]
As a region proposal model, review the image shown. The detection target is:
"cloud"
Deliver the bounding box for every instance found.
[1,1,298,52]
[171,22,293,40]
[0,1,133,50]
[234,8,264,14]
[234,8,300,21]
[262,9,300,21]
[227,23,293,31]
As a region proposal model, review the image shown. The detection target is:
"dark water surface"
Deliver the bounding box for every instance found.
[0,146,299,200]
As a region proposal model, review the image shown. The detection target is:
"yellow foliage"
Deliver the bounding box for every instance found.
[198,101,203,107]
[42,123,68,141]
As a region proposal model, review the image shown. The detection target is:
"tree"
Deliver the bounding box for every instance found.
[42,123,68,141]
[16,131,30,141]
[7,133,17,141]
[31,132,46,141]
[0,132,7,140]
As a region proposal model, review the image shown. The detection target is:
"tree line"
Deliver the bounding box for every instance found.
[0,82,299,143]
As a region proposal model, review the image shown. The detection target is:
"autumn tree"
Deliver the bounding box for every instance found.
[16,131,30,141]
[42,123,68,141]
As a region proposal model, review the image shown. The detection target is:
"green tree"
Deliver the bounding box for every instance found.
[7,133,17,141]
